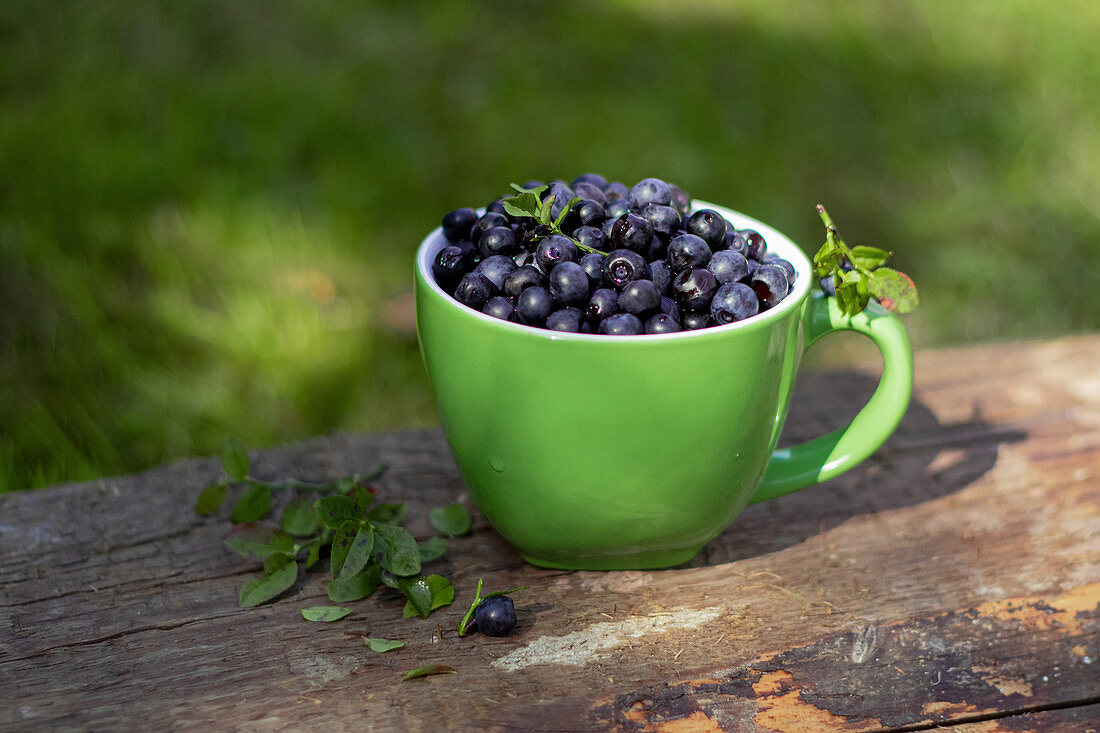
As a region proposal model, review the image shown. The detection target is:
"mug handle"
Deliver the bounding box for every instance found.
[749,294,913,503]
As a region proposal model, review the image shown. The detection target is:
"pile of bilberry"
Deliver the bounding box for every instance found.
[431,175,796,335]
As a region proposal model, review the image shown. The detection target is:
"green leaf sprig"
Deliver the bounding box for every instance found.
[456,578,529,637]
[813,205,918,317]
[500,183,606,255]
[197,437,454,616]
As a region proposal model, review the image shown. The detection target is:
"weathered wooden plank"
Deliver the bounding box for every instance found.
[1,334,1098,732]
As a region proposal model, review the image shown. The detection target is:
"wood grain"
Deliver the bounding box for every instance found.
[2,335,1098,732]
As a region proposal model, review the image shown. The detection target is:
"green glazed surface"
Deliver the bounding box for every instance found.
[415,203,912,570]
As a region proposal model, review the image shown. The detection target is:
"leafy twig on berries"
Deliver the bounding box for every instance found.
[812,205,918,316]
[500,183,607,255]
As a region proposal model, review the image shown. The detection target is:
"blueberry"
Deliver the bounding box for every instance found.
[641,203,681,240]
[474,596,516,637]
[442,208,478,243]
[579,252,606,288]
[585,288,620,324]
[740,229,767,261]
[598,312,644,335]
[659,296,680,322]
[603,181,630,201]
[563,199,606,233]
[574,226,608,255]
[710,282,759,324]
[546,307,589,332]
[549,261,590,306]
[707,249,749,285]
[764,254,796,283]
[669,184,692,216]
[453,272,494,310]
[479,226,517,259]
[475,255,518,291]
[820,274,836,296]
[483,296,517,321]
[535,235,578,274]
[723,231,749,257]
[502,265,545,298]
[644,313,681,333]
[472,212,509,246]
[667,234,712,274]
[617,279,661,317]
[601,249,649,289]
[432,245,470,291]
[682,312,713,330]
[517,286,553,325]
[572,181,607,206]
[604,199,630,221]
[543,182,576,220]
[611,213,653,253]
[628,178,672,210]
[686,209,728,250]
[572,172,609,190]
[750,264,789,309]
[648,260,672,295]
[671,268,719,313]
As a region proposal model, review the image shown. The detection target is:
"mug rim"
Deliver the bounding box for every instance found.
[415,201,813,341]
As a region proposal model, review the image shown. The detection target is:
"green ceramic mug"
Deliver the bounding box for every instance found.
[415,202,912,570]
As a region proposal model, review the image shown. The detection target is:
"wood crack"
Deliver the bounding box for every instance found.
[878,695,1100,732]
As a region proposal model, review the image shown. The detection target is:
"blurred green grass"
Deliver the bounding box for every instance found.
[2,0,1098,491]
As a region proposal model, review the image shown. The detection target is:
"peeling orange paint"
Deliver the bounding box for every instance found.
[971,665,1034,698]
[974,582,1100,635]
[920,700,998,718]
[654,710,724,733]
[752,671,883,731]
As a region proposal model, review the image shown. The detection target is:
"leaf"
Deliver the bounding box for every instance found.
[375,524,421,577]
[418,536,448,563]
[230,483,272,524]
[314,496,361,528]
[301,536,323,569]
[351,485,375,514]
[281,499,320,536]
[328,563,382,602]
[429,503,472,536]
[402,664,456,681]
[329,519,362,580]
[869,267,919,313]
[848,245,892,271]
[552,196,583,230]
[365,638,406,653]
[196,482,228,516]
[403,574,455,618]
[368,502,407,525]
[301,605,353,622]
[335,525,374,583]
[220,436,250,480]
[812,237,843,278]
[238,555,297,607]
[395,575,433,619]
[224,524,295,559]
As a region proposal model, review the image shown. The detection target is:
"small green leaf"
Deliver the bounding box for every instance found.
[301,605,353,622]
[368,502,407,525]
[418,536,448,563]
[403,574,456,618]
[300,536,323,569]
[365,638,406,653]
[314,496,361,528]
[396,575,433,618]
[869,267,919,313]
[196,482,228,516]
[230,483,272,524]
[402,664,456,681]
[351,485,375,514]
[281,499,320,536]
[329,519,362,579]
[336,525,374,583]
[328,563,382,602]
[429,503,472,536]
[848,245,891,271]
[238,555,297,607]
[220,436,250,481]
[375,524,421,576]
[224,524,295,559]
[552,196,582,230]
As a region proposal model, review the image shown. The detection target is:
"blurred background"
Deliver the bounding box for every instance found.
[2,0,1098,492]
